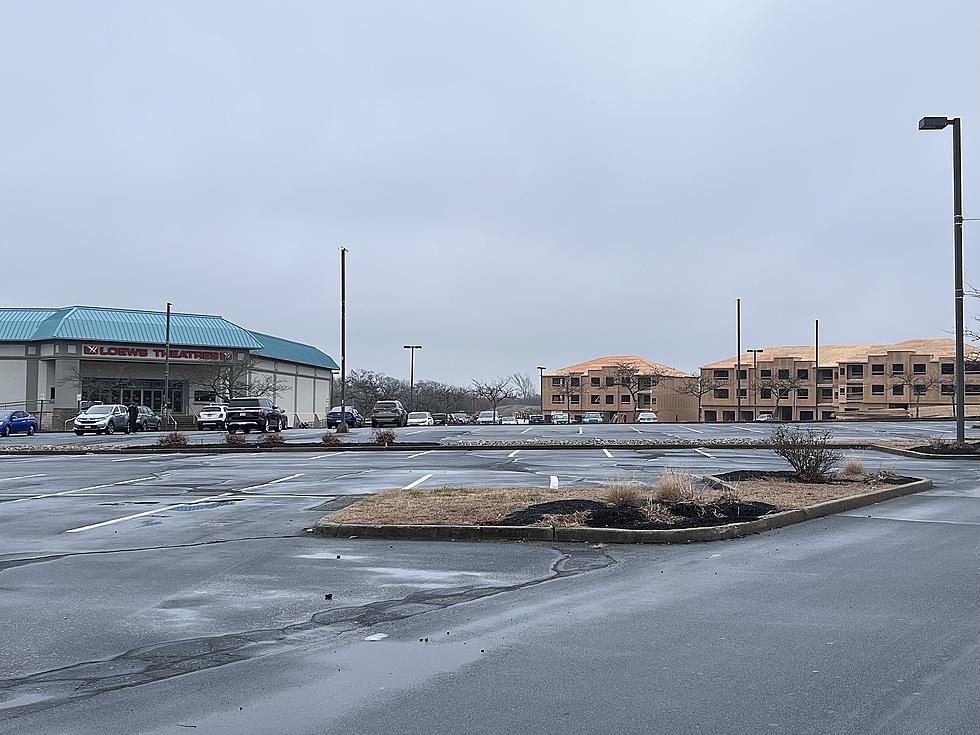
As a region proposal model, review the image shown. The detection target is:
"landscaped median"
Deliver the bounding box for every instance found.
[313,471,933,545]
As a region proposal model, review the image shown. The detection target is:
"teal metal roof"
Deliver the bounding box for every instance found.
[0,306,262,349]
[247,331,339,370]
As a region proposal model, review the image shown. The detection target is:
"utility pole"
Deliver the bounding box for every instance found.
[337,247,349,433]
[403,345,422,411]
[163,302,172,428]
[736,298,742,421]
[814,319,819,422]
[536,366,546,416]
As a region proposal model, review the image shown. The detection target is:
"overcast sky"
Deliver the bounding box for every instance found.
[2,1,978,383]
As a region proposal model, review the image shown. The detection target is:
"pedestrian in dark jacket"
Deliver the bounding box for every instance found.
[128,403,139,433]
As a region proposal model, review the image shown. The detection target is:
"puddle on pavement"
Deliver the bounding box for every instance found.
[294,552,367,560]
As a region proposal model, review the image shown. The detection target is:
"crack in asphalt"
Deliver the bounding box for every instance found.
[0,545,615,719]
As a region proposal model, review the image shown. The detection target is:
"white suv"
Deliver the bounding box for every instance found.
[197,405,228,430]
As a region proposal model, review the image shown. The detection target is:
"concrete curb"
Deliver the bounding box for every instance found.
[870,445,980,460]
[312,477,932,544]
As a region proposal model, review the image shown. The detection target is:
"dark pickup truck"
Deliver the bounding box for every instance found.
[225,397,284,433]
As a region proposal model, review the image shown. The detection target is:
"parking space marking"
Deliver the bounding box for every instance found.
[402,473,434,490]
[305,452,351,461]
[111,454,178,462]
[405,450,433,459]
[237,474,305,493]
[693,448,716,459]
[404,430,424,436]
[682,427,704,434]
[0,474,45,482]
[550,475,559,489]
[602,449,614,459]
[630,427,643,434]
[507,450,520,458]
[736,426,765,433]
[578,427,583,435]
[12,476,156,503]
[520,428,531,435]
[65,492,236,533]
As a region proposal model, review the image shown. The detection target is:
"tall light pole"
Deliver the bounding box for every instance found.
[747,349,764,420]
[736,298,742,421]
[163,302,172,427]
[536,366,546,416]
[337,247,349,433]
[404,345,422,411]
[919,116,965,444]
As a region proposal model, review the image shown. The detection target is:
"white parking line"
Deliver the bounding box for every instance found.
[0,474,45,482]
[65,493,236,533]
[237,474,305,493]
[404,430,424,436]
[304,451,352,460]
[630,427,643,434]
[405,450,433,459]
[111,454,177,462]
[693,448,715,459]
[12,476,155,503]
[402,473,434,490]
[602,448,614,459]
[519,428,531,435]
[550,475,559,489]
[577,427,583,435]
[736,426,765,433]
[507,450,520,458]
[682,427,704,434]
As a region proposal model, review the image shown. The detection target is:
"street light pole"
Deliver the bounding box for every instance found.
[536,366,546,416]
[163,302,172,428]
[748,349,764,420]
[919,116,966,444]
[403,345,422,411]
[736,298,742,421]
[338,247,349,434]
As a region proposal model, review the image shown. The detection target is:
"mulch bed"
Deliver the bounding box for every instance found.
[908,442,980,455]
[715,470,908,485]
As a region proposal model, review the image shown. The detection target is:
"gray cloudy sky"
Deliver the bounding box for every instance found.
[2,1,978,383]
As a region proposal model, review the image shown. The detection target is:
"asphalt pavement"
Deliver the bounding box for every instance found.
[0,443,977,733]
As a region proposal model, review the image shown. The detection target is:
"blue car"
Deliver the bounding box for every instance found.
[326,405,364,429]
[0,410,38,437]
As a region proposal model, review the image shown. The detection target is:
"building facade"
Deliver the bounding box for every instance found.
[699,339,978,421]
[542,356,698,422]
[0,306,338,429]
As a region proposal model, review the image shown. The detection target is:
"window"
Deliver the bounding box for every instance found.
[760,388,772,399]
[820,388,833,399]
[590,395,600,404]
[760,369,772,379]
[941,363,954,375]
[967,385,980,395]
[799,410,814,421]
[872,384,885,395]
[778,388,791,399]
[620,394,631,403]
[570,395,580,403]
[605,377,614,387]
[570,377,581,387]
[737,370,747,380]
[797,369,809,380]
[713,369,729,380]
[913,364,926,375]
[605,395,614,405]
[704,410,717,422]
[638,377,652,389]
[871,364,885,375]
[967,361,980,374]
[777,369,790,379]
[641,394,652,405]
[551,395,564,404]
[892,384,904,395]
[941,384,955,395]
[849,365,864,377]
[49,387,55,400]
[722,410,736,422]
[912,385,928,395]
[738,388,747,398]
[194,391,217,403]
[839,367,845,376]
[818,368,834,382]
[714,388,729,398]
[797,388,809,399]
[892,364,904,374]
[551,377,563,387]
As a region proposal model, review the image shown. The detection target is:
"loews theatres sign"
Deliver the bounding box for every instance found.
[83,345,234,362]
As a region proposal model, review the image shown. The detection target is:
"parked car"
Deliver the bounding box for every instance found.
[0,410,38,437]
[370,400,408,428]
[501,415,518,425]
[225,397,285,433]
[197,404,228,430]
[326,405,364,429]
[407,411,434,426]
[637,412,659,423]
[476,410,499,425]
[528,414,545,425]
[73,404,131,435]
[551,411,570,424]
[451,412,471,424]
[135,406,162,431]
[755,413,773,422]
[431,412,448,426]
[582,412,604,424]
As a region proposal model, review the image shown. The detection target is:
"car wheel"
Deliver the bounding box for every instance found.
[371,421,378,428]
[27,425,36,436]
[0,425,8,437]
[106,423,115,435]
[244,427,252,434]
[197,423,204,431]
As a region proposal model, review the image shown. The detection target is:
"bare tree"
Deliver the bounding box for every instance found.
[673,375,723,422]
[193,355,290,404]
[754,373,804,419]
[340,369,402,413]
[472,377,515,420]
[889,370,940,418]
[549,373,586,416]
[608,360,666,418]
[509,373,536,403]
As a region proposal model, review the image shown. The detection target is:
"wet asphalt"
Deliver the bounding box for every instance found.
[0,434,978,733]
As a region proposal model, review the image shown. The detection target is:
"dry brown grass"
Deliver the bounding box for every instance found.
[604,481,643,507]
[842,458,866,477]
[727,477,889,509]
[651,469,696,502]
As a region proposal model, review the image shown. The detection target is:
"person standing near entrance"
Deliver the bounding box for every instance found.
[128,402,139,433]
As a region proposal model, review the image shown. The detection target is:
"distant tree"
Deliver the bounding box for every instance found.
[608,360,666,416]
[889,370,939,418]
[341,369,402,413]
[754,373,804,419]
[673,375,723,422]
[472,377,515,419]
[510,373,536,402]
[192,355,290,404]
[549,372,585,415]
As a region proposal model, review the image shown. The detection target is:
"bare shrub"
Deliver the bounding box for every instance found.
[374,429,396,446]
[264,432,286,445]
[604,481,643,508]
[769,426,842,483]
[718,481,740,504]
[652,468,695,502]
[225,432,246,446]
[929,437,950,450]
[842,458,865,477]
[158,432,188,447]
[321,433,342,446]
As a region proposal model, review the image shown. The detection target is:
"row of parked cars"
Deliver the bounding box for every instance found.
[325,400,478,429]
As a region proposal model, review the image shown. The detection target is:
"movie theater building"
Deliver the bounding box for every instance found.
[0,306,338,430]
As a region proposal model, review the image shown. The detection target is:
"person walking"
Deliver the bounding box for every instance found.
[128,402,139,433]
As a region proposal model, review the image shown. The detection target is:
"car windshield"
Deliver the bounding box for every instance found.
[330,406,356,412]
[408,412,427,418]
[374,402,398,409]
[202,406,224,412]
[228,399,261,407]
[85,406,113,415]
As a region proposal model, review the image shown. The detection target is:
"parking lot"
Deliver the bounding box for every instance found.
[1,438,978,733]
